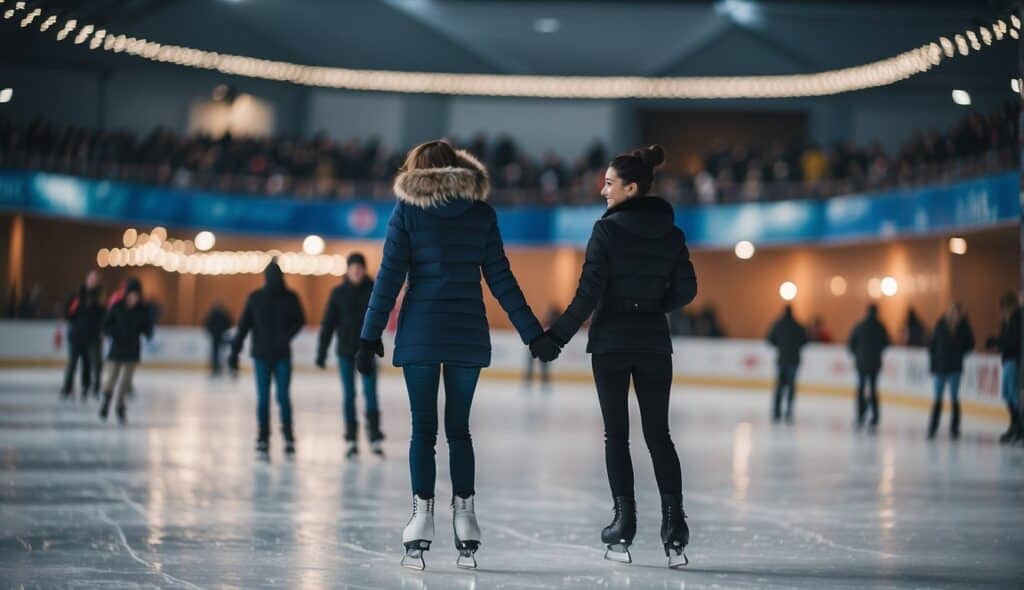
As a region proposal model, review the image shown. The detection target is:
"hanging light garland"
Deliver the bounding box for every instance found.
[3,1,1017,99]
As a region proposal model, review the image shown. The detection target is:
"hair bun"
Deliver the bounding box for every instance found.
[633,144,665,168]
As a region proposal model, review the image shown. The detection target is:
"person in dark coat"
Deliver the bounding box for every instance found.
[317,251,384,457]
[927,302,975,440]
[986,292,1021,443]
[902,307,927,347]
[848,304,890,429]
[229,260,306,454]
[203,300,233,377]
[767,305,808,424]
[61,270,105,400]
[536,145,697,566]
[99,278,153,423]
[357,140,543,562]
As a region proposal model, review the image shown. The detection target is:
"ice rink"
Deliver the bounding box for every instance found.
[1,366,1023,589]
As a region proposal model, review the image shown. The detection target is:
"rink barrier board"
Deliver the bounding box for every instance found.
[0,358,1003,420]
[0,321,1007,421]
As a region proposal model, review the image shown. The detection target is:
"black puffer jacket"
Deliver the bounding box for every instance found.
[65,285,105,346]
[550,196,697,355]
[929,317,975,374]
[991,307,1021,363]
[232,262,306,362]
[767,309,808,367]
[318,277,374,359]
[104,300,153,362]
[848,308,890,373]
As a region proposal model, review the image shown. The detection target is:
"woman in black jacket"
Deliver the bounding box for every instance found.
[99,278,153,424]
[534,145,697,568]
[927,302,975,440]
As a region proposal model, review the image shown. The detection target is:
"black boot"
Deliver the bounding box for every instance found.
[344,420,358,443]
[999,405,1019,444]
[927,402,941,440]
[116,403,126,425]
[660,494,690,568]
[601,496,636,563]
[256,427,269,454]
[950,402,961,440]
[283,423,295,455]
[99,394,111,421]
[367,412,385,456]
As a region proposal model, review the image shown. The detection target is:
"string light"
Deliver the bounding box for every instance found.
[97,228,347,276]
[4,11,1016,99]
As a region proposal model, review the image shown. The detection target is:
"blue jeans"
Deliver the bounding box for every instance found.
[1001,360,1019,409]
[403,363,481,499]
[253,358,293,439]
[933,372,962,403]
[772,364,798,419]
[339,355,379,439]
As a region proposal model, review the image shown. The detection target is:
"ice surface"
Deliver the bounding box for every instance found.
[1,368,1023,589]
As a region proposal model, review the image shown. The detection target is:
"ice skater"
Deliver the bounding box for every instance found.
[986,292,1021,444]
[203,300,232,377]
[927,302,974,440]
[532,144,697,568]
[767,305,807,424]
[355,140,545,570]
[848,304,890,430]
[229,260,306,455]
[61,269,105,400]
[99,278,153,424]
[316,252,385,459]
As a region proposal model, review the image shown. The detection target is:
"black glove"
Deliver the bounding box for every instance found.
[530,331,562,363]
[356,339,384,375]
[315,355,326,369]
[227,352,240,373]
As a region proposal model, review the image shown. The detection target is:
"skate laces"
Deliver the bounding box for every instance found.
[412,497,434,516]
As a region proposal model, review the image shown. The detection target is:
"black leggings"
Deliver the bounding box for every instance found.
[592,353,682,499]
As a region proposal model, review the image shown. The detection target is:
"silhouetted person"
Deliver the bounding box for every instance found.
[61,270,105,400]
[17,284,41,318]
[203,300,233,377]
[902,307,927,347]
[767,305,808,423]
[316,252,384,458]
[99,278,153,424]
[229,260,306,455]
[986,293,1021,444]
[848,304,890,429]
[927,303,975,440]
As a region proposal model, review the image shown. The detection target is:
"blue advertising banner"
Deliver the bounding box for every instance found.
[0,171,1017,248]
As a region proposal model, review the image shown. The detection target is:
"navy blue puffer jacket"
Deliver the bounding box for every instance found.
[360,150,543,367]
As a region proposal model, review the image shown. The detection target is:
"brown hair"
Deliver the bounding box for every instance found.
[609,144,665,197]
[401,140,458,172]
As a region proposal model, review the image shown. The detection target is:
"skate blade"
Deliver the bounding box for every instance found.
[401,551,426,571]
[604,544,632,564]
[667,551,689,569]
[456,552,478,569]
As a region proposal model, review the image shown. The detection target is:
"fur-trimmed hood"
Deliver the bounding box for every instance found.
[394,149,490,208]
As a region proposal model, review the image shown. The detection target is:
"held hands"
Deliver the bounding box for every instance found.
[530,330,562,363]
[356,339,384,375]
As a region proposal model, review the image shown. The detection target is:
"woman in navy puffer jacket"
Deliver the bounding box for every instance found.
[357,140,543,569]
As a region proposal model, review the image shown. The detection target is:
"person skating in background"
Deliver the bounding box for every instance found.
[522,306,559,389]
[927,302,975,440]
[61,270,105,400]
[316,252,384,459]
[986,292,1021,444]
[203,299,233,377]
[767,305,808,424]
[902,307,928,347]
[99,278,153,424]
[229,260,306,456]
[533,145,698,568]
[357,140,544,570]
[810,315,833,343]
[848,304,890,430]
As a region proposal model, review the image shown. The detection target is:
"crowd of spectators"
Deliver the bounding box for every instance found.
[0,101,1016,206]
